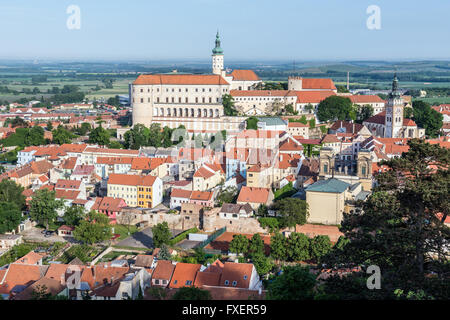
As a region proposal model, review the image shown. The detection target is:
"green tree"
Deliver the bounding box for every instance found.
[267,265,316,300]
[76,122,92,136]
[317,96,354,122]
[0,202,23,234]
[246,117,258,130]
[152,222,171,248]
[193,247,207,264]
[336,85,349,93]
[309,235,332,262]
[108,141,124,149]
[52,125,74,145]
[258,217,279,233]
[172,286,211,300]
[273,198,308,228]
[251,252,273,276]
[29,189,64,230]
[222,94,237,116]
[412,100,443,137]
[284,103,297,115]
[257,204,268,217]
[356,104,374,124]
[0,179,26,210]
[248,233,265,256]
[46,121,53,131]
[162,126,174,148]
[63,205,86,227]
[404,107,414,119]
[148,123,163,147]
[73,210,112,245]
[124,123,150,149]
[157,244,171,260]
[270,232,287,261]
[328,139,450,298]
[25,125,45,146]
[89,125,110,146]
[286,232,310,261]
[229,234,249,255]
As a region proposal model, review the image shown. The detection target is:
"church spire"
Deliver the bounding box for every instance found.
[389,72,400,98]
[212,30,224,55]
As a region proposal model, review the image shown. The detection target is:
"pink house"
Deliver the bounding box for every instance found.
[189,191,215,208]
[91,197,127,224]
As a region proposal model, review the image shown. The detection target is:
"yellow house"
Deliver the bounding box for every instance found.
[137,175,160,208]
[108,174,163,208]
[305,178,351,225]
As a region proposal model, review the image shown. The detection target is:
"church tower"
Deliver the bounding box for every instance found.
[212,31,224,75]
[384,73,404,138]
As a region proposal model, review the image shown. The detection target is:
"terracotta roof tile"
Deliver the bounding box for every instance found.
[133,74,229,85]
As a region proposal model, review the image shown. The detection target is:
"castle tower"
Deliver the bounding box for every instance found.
[288,76,303,91]
[384,73,404,138]
[212,31,224,75]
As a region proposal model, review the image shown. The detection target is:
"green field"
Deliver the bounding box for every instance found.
[412,96,450,104]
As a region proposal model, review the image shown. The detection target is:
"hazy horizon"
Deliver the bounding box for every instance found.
[1,0,450,61]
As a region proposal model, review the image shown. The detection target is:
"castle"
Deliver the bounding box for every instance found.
[130,32,261,133]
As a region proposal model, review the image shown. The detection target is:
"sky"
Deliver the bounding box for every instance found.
[0,0,449,61]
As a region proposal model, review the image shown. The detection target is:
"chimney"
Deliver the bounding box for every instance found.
[60,273,66,286]
[110,276,114,285]
[258,287,262,295]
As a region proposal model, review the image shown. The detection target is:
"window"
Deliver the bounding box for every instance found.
[232,281,237,286]
[224,280,229,285]
[324,164,328,173]
[243,275,248,280]
[155,280,159,284]
[185,280,192,285]
[174,280,178,285]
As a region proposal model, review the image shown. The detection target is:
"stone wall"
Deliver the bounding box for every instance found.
[203,211,266,234]
[120,207,266,234]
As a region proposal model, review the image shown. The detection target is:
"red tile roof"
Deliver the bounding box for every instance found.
[171,188,192,199]
[190,191,214,201]
[301,78,336,90]
[193,271,221,287]
[219,262,254,289]
[348,95,385,104]
[55,179,81,190]
[295,90,336,103]
[237,186,270,204]
[169,263,201,288]
[229,70,260,81]
[14,252,44,265]
[152,260,175,282]
[133,74,229,85]
[364,111,386,125]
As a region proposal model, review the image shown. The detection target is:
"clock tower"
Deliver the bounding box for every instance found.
[384,73,404,138]
[212,31,224,75]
